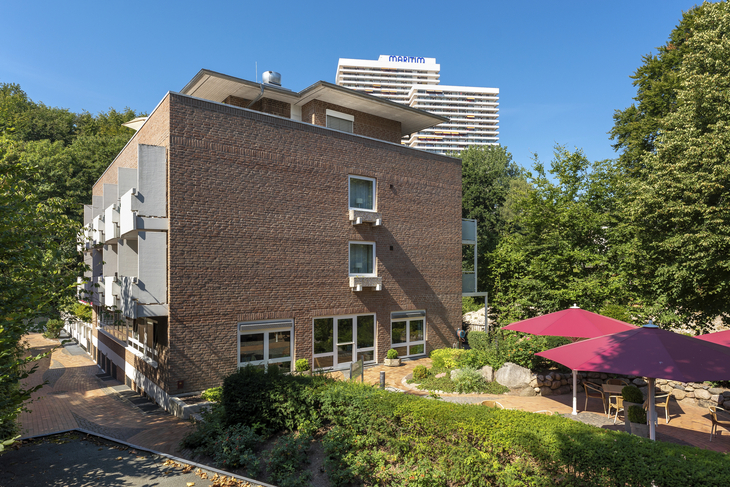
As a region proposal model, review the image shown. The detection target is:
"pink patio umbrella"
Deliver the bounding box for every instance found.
[696,329,730,347]
[536,322,730,440]
[502,305,637,415]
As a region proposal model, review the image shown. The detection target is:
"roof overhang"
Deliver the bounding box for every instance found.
[179,69,448,136]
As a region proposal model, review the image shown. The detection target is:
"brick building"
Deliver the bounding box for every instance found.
[76,69,465,409]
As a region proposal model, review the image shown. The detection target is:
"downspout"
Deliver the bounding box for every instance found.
[247,84,265,109]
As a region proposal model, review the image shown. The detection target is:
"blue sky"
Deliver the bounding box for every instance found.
[0,1,703,170]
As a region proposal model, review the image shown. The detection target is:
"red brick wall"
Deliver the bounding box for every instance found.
[301,100,402,144]
[223,95,291,119]
[166,93,461,393]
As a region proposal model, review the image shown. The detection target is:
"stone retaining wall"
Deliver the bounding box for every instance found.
[530,371,730,409]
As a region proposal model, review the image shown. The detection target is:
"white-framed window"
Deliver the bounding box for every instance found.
[391,310,426,358]
[348,175,376,211]
[238,320,293,372]
[349,241,375,276]
[312,313,376,370]
[326,109,354,133]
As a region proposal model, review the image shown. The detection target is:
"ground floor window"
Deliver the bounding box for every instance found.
[391,311,426,358]
[313,314,375,370]
[238,320,293,372]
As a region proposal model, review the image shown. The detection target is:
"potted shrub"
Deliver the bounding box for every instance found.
[622,385,644,433]
[627,405,649,438]
[295,358,311,375]
[384,349,401,367]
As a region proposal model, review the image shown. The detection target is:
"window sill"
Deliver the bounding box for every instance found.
[349,209,382,226]
[350,276,383,291]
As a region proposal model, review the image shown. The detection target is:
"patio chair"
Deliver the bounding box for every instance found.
[709,406,730,441]
[606,378,630,387]
[583,381,607,415]
[608,395,624,424]
[645,394,671,424]
[481,400,504,409]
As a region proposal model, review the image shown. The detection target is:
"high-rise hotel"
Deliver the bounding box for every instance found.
[336,55,499,154]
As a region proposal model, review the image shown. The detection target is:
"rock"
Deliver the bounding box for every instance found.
[558,385,572,395]
[710,387,725,395]
[550,381,561,390]
[660,384,672,393]
[479,365,494,382]
[519,387,537,397]
[673,389,687,400]
[687,392,695,398]
[695,389,712,400]
[544,379,552,387]
[561,379,568,386]
[723,391,730,398]
[675,384,686,392]
[656,379,668,385]
[537,374,545,382]
[711,394,720,403]
[495,362,533,389]
[434,372,446,379]
[633,378,647,386]
[450,369,461,381]
[587,372,600,379]
[529,378,538,388]
[600,374,608,380]
[534,387,540,393]
[540,386,553,396]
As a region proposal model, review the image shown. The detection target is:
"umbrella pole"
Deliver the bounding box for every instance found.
[572,369,578,415]
[648,378,656,440]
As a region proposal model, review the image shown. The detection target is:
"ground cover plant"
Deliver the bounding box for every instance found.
[183,367,730,486]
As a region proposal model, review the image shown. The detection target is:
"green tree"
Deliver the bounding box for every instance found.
[0,140,81,444]
[490,146,631,325]
[618,2,730,332]
[459,145,522,295]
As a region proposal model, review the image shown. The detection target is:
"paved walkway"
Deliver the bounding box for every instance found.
[18,333,193,455]
[362,357,730,454]
[17,334,730,458]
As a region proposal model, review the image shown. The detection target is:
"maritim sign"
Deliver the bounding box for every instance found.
[389,55,425,63]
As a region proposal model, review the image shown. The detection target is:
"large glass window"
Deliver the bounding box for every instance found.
[349,176,375,211]
[326,115,353,133]
[238,321,292,371]
[391,313,426,358]
[349,242,375,276]
[313,314,376,370]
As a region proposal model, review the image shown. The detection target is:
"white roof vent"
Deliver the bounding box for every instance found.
[262,71,281,86]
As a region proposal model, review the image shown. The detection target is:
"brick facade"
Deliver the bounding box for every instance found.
[301,99,402,144]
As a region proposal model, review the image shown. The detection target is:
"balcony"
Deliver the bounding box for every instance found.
[349,276,383,292]
[104,204,120,243]
[104,276,120,308]
[92,215,105,246]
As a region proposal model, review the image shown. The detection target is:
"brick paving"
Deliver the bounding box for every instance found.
[18,333,193,455]
[18,335,729,458]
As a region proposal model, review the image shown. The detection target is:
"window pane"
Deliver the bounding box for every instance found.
[338,344,353,364]
[350,244,373,274]
[358,350,374,362]
[240,333,265,363]
[269,331,291,359]
[314,318,334,354]
[349,178,374,210]
[357,315,375,349]
[273,361,291,372]
[327,115,353,133]
[409,319,424,342]
[409,344,425,355]
[314,355,333,369]
[392,321,407,345]
[338,318,353,343]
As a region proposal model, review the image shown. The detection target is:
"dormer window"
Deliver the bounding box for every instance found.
[326,109,354,133]
[349,176,375,211]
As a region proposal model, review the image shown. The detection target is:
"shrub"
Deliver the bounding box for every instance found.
[266,432,313,487]
[412,365,429,380]
[462,296,483,314]
[386,349,398,359]
[295,358,310,372]
[430,348,467,369]
[622,385,644,404]
[201,387,222,402]
[466,330,491,352]
[43,319,64,339]
[450,367,486,394]
[599,304,632,323]
[72,303,92,323]
[212,423,261,475]
[180,403,226,457]
[627,405,647,424]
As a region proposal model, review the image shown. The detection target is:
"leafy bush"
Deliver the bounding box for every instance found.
[266,432,313,487]
[599,303,632,323]
[466,330,491,352]
[221,365,335,433]
[450,367,486,394]
[462,296,483,314]
[201,387,222,402]
[622,385,644,404]
[412,365,429,380]
[295,358,310,372]
[627,405,647,424]
[43,319,64,339]
[180,403,226,457]
[386,349,398,359]
[212,423,261,475]
[430,348,467,369]
[72,303,92,323]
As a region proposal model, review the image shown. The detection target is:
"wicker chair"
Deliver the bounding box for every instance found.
[647,394,671,424]
[609,395,624,423]
[583,381,607,415]
[709,406,730,441]
[606,378,630,387]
